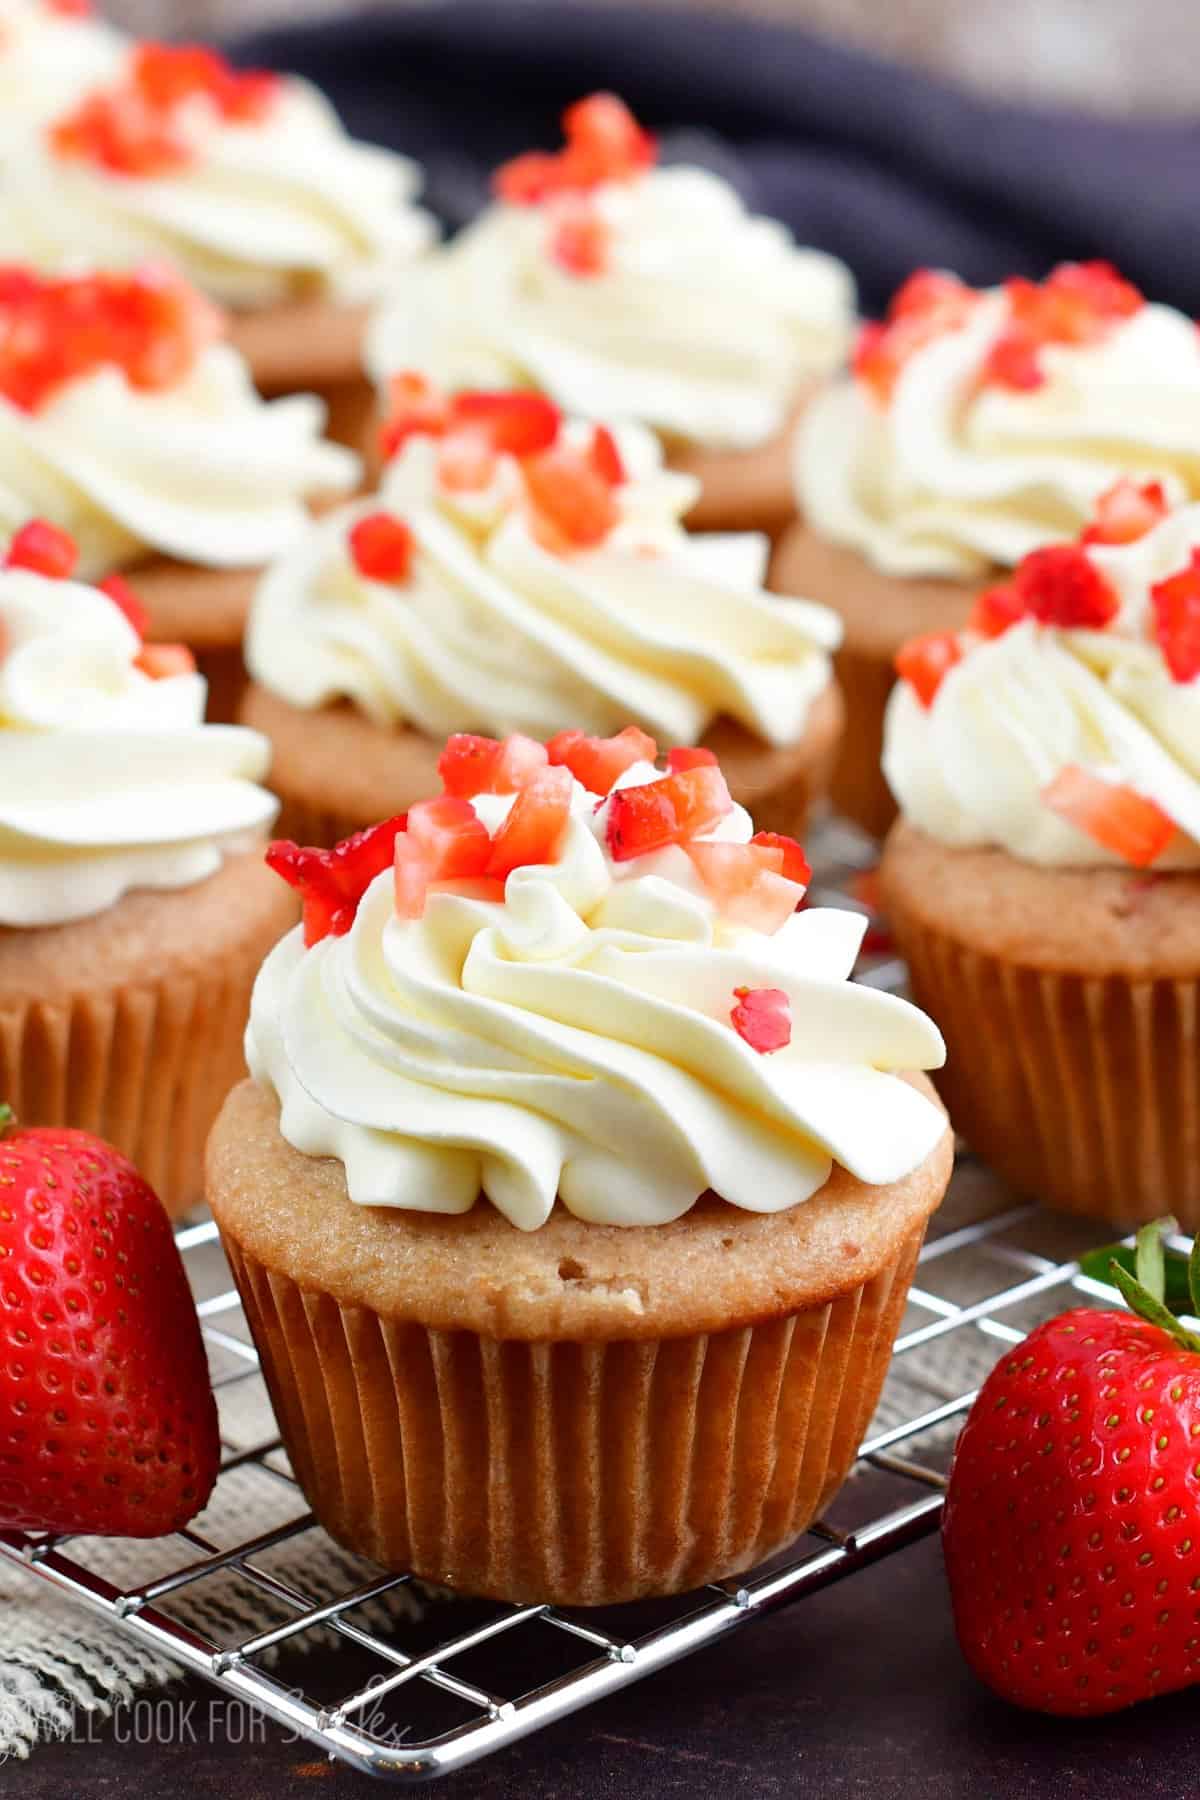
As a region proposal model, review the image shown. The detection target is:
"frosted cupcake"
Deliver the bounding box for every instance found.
[881,484,1200,1226]
[365,94,853,536]
[0,39,434,442]
[0,524,294,1215]
[775,263,1200,835]
[0,262,358,718]
[240,379,844,845]
[207,734,951,1604]
[0,0,124,161]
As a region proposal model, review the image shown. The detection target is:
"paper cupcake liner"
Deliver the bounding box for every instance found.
[828,644,897,841]
[220,1222,925,1606]
[894,911,1200,1227]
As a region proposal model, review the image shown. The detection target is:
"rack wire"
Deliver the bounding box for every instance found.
[0,821,1144,1781]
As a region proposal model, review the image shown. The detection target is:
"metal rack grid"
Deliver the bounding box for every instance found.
[0,827,1141,1782]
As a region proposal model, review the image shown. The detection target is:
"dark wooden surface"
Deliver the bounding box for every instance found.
[4,1531,1185,1800]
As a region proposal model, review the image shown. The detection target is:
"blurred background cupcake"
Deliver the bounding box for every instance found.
[240,379,844,844]
[880,486,1200,1225]
[0,0,126,162]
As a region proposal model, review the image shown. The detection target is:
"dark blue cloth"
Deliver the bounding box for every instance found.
[232,1,1200,318]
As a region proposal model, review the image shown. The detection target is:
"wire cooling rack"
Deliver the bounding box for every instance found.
[0,820,1145,1781]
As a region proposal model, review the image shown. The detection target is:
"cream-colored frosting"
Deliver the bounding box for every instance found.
[247,765,946,1229]
[0,72,434,308]
[883,504,1200,866]
[0,566,277,925]
[0,0,124,161]
[365,166,854,452]
[246,418,841,746]
[0,343,359,577]
[799,297,1200,579]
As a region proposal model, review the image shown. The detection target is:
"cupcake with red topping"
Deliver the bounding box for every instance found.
[880,488,1200,1225]
[774,262,1200,835]
[0,523,295,1215]
[0,39,434,442]
[0,0,124,162]
[0,262,357,718]
[239,377,844,846]
[207,733,951,1604]
[364,94,853,536]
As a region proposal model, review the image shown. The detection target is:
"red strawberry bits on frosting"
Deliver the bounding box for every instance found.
[493,92,656,207]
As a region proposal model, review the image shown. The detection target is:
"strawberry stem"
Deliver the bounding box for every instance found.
[1134,1214,1173,1302]
[1110,1217,1200,1353]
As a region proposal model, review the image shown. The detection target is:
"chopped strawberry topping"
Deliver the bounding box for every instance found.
[134,641,195,679]
[267,816,407,946]
[438,732,549,797]
[98,572,148,638]
[47,0,94,14]
[378,371,452,462]
[485,766,574,878]
[0,265,222,412]
[688,842,806,934]
[550,201,612,277]
[493,92,656,205]
[348,511,414,583]
[523,443,621,550]
[1082,477,1169,547]
[606,764,733,862]
[665,746,719,773]
[980,330,1044,391]
[51,43,281,176]
[853,271,976,406]
[1013,543,1119,629]
[730,986,792,1054]
[436,429,498,493]
[968,584,1026,639]
[1042,766,1175,867]
[588,424,625,486]
[983,262,1143,392]
[5,518,77,578]
[894,630,963,708]
[452,390,562,456]
[547,726,657,793]
[1151,549,1200,683]
[749,831,812,888]
[406,796,491,877]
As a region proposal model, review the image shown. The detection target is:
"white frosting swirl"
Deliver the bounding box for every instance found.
[883,504,1200,866]
[247,768,946,1229]
[0,73,435,308]
[246,418,840,746]
[366,167,854,452]
[0,343,359,577]
[799,297,1200,578]
[0,566,278,925]
[0,1,124,162]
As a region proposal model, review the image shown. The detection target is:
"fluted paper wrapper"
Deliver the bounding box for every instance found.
[895,912,1200,1227]
[221,1224,925,1606]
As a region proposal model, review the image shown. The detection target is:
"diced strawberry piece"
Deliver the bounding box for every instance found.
[437,428,498,493]
[749,831,811,888]
[493,150,569,206]
[688,842,805,933]
[523,444,620,549]
[134,642,195,679]
[1082,477,1169,547]
[485,766,574,879]
[560,93,656,183]
[1151,549,1200,683]
[730,986,792,1054]
[47,0,94,14]
[889,270,970,319]
[348,510,414,583]
[1013,543,1118,629]
[406,796,491,878]
[606,764,733,861]
[438,732,548,796]
[894,630,963,708]
[51,90,190,177]
[4,518,77,578]
[219,69,281,124]
[550,202,611,277]
[450,389,561,455]
[392,834,432,922]
[588,424,625,486]
[981,263,1144,394]
[132,42,226,109]
[494,733,549,791]
[665,746,719,773]
[1042,765,1175,867]
[378,370,451,462]
[968,583,1026,638]
[268,816,407,946]
[547,725,656,793]
[981,329,1044,391]
[853,271,975,406]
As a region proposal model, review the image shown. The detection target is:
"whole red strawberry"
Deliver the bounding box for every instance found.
[943,1219,1200,1716]
[0,1108,219,1537]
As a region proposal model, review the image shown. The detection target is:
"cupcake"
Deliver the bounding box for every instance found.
[0,38,435,444]
[775,262,1200,836]
[207,734,952,1604]
[0,0,124,163]
[880,484,1200,1226]
[0,525,294,1216]
[0,262,358,719]
[364,94,854,537]
[239,379,844,846]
